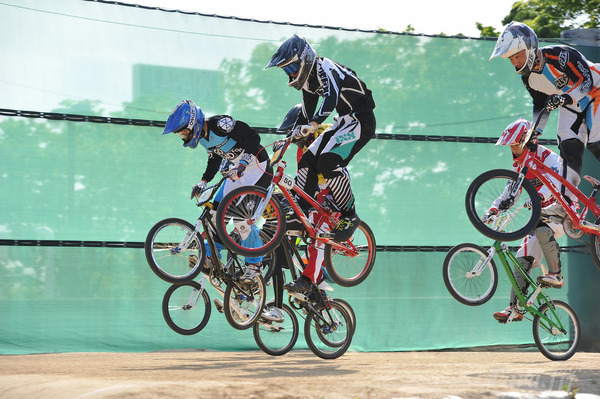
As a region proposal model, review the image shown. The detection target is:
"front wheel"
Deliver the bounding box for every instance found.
[162,281,211,335]
[532,300,581,361]
[253,302,299,356]
[465,169,541,242]
[324,221,376,287]
[588,218,600,273]
[145,218,206,284]
[215,186,285,257]
[442,243,498,306]
[223,275,267,330]
[304,300,354,359]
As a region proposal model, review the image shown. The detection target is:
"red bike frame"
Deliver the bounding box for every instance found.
[268,139,359,255]
[517,149,600,235]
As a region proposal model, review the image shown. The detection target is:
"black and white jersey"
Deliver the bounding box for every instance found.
[298,57,375,125]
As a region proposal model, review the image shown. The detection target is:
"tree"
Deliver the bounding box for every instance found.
[477,0,600,38]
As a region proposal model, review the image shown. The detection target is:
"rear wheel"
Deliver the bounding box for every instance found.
[588,219,600,273]
[324,221,376,287]
[304,300,353,359]
[253,303,299,356]
[532,300,581,361]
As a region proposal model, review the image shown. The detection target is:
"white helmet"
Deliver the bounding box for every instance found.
[496,118,533,146]
[489,22,539,75]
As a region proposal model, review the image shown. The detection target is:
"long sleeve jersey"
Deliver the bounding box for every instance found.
[297,57,375,126]
[198,115,267,182]
[522,45,600,131]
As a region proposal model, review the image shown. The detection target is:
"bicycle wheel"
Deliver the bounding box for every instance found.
[215,186,285,257]
[532,300,581,361]
[588,218,600,273]
[324,221,376,287]
[223,275,267,330]
[304,300,353,359]
[145,218,206,284]
[162,281,211,335]
[465,169,541,242]
[442,243,498,306]
[332,298,356,331]
[253,303,299,356]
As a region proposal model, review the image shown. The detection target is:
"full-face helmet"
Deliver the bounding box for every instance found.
[161,100,205,149]
[496,118,534,146]
[489,21,539,75]
[265,34,317,90]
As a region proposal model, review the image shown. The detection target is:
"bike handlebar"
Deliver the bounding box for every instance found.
[518,106,551,148]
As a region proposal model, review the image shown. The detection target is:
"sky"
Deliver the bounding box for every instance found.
[127,0,516,37]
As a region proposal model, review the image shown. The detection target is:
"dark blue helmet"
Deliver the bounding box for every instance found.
[162,100,205,148]
[265,34,316,90]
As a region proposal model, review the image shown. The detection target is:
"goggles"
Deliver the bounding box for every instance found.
[174,128,190,139]
[282,62,300,75]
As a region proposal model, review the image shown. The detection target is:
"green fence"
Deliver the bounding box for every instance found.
[1,0,599,354]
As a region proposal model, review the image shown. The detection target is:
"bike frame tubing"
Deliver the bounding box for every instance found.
[518,150,600,231]
[269,163,354,253]
[492,241,566,331]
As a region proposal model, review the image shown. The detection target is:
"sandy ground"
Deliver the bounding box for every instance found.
[0,351,599,399]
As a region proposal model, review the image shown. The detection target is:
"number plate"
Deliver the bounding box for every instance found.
[281,174,295,190]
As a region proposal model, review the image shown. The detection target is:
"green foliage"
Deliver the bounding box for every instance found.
[500,0,600,38]
[476,23,500,38]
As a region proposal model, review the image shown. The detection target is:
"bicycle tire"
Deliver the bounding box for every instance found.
[589,217,600,273]
[253,302,299,356]
[465,169,541,242]
[532,300,581,361]
[323,221,376,287]
[215,186,285,257]
[331,298,356,331]
[304,300,353,359]
[145,218,207,284]
[442,243,498,306]
[223,275,267,330]
[162,281,211,335]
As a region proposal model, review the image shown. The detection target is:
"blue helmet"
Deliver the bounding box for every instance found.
[162,100,205,148]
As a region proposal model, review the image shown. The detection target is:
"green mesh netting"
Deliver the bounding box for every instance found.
[1,0,599,354]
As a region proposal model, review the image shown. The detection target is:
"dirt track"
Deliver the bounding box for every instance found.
[1,350,599,399]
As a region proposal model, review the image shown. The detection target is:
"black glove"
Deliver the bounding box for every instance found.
[545,94,566,111]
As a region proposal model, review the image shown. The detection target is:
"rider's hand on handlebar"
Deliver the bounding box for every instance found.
[481,207,498,224]
[293,124,316,140]
[544,94,567,111]
[191,180,207,199]
[230,161,247,181]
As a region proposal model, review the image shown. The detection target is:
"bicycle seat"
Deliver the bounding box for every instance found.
[584,175,600,188]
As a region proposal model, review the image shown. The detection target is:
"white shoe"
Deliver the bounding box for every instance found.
[240,263,262,282]
[261,307,284,322]
[537,273,564,288]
